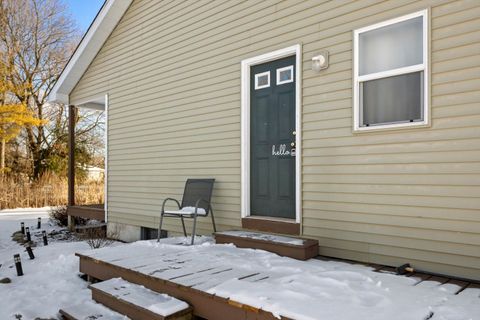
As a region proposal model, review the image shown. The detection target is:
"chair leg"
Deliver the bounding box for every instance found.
[210,207,217,233]
[157,212,164,242]
[191,214,198,245]
[180,216,187,237]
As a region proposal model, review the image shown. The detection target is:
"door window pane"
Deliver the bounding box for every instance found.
[255,71,270,90]
[359,16,423,75]
[361,71,423,126]
[277,65,294,85]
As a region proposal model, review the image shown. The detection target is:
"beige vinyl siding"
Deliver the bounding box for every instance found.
[70,0,480,280]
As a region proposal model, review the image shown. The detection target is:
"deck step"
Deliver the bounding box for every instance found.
[89,278,193,320]
[59,301,126,320]
[214,230,319,260]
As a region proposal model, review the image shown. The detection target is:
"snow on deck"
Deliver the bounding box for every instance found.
[79,240,480,320]
[60,301,127,320]
[91,278,189,316]
[216,230,305,246]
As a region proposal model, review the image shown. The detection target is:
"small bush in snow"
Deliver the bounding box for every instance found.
[82,225,118,249]
[48,206,68,227]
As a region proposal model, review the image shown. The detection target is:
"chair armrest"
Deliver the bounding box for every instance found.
[161,198,181,213]
[194,198,211,215]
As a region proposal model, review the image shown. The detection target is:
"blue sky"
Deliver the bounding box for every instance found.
[64,0,105,33]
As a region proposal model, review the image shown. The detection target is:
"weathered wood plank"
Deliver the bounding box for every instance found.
[458,283,480,298]
[443,279,470,295]
[409,272,432,285]
[415,276,450,289]
[192,269,257,291]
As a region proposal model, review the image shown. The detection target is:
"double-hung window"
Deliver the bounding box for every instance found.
[353,10,429,131]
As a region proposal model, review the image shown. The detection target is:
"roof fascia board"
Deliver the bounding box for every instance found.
[49,0,132,104]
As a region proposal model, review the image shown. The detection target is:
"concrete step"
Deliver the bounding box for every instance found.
[89,278,193,320]
[59,301,127,320]
[214,230,319,260]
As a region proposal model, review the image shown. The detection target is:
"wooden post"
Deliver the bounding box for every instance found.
[68,105,76,230]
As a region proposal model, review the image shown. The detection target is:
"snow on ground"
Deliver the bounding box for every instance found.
[0,208,123,320]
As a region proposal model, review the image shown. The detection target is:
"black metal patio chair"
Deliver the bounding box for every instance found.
[157,179,216,245]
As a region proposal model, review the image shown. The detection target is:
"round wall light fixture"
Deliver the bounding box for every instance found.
[312,51,329,72]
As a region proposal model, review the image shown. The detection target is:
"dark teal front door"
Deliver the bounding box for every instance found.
[250,55,296,219]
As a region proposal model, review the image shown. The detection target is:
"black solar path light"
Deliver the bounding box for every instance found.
[14,254,23,276]
[42,231,48,246]
[20,222,25,234]
[26,246,35,260]
[37,217,41,229]
[25,227,31,242]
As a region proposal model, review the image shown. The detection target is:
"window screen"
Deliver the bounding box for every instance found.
[354,11,428,130]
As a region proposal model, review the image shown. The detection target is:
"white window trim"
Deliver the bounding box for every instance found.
[241,44,302,225]
[276,65,294,85]
[254,71,270,90]
[353,9,429,132]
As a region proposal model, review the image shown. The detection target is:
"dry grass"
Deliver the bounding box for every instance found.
[0,173,104,209]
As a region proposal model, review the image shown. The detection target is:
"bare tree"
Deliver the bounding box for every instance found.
[0,0,81,178]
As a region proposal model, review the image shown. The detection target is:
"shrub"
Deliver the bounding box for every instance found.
[49,206,68,227]
[81,226,118,249]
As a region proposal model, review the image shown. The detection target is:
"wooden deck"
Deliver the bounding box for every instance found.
[76,241,480,320]
[67,204,104,221]
[77,242,293,320]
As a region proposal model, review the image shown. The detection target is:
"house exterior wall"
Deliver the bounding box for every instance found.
[70,0,480,280]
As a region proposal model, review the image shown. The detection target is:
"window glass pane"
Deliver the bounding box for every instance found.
[255,72,270,89]
[359,16,423,75]
[257,75,269,86]
[361,71,423,126]
[280,69,292,82]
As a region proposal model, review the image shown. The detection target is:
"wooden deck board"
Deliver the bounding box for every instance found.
[173,267,232,286]
[137,260,220,278]
[458,283,480,298]
[68,205,104,221]
[191,269,256,291]
[109,251,192,270]
[443,279,470,295]
[439,282,463,295]
[415,276,450,289]
[162,266,219,280]
[241,273,271,282]
[376,266,397,274]
[409,272,432,285]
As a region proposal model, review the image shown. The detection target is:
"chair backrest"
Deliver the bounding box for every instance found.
[181,179,215,213]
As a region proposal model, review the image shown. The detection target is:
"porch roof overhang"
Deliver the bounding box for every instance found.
[48,0,132,105]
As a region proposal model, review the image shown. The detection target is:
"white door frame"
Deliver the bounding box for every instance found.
[241,44,302,223]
